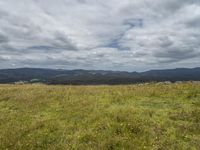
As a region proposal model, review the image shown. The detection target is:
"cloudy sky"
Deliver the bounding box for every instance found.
[0,0,200,71]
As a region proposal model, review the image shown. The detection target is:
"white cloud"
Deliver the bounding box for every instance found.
[0,0,200,71]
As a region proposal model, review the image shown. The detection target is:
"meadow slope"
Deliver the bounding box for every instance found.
[0,83,200,149]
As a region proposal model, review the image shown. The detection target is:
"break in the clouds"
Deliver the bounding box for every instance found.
[0,0,200,71]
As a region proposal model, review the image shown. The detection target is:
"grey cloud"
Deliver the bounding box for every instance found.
[0,9,9,19]
[0,0,200,71]
[0,56,8,62]
[52,32,78,51]
[0,34,9,43]
[154,48,200,62]
[123,19,143,28]
[185,16,200,28]
[158,36,173,48]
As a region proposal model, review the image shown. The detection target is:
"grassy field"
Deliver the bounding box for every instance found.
[0,82,200,150]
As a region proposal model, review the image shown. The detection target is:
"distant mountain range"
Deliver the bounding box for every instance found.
[0,67,200,85]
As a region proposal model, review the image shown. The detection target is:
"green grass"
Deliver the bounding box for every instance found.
[0,82,200,150]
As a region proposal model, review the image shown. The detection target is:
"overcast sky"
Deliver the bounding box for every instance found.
[0,0,200,71]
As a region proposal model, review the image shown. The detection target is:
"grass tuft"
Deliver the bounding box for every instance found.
[0,82,200,149]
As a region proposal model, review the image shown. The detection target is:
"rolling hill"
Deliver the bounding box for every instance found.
[0,67,200,84]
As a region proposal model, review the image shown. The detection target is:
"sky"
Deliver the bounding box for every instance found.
[0,0,200,71]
